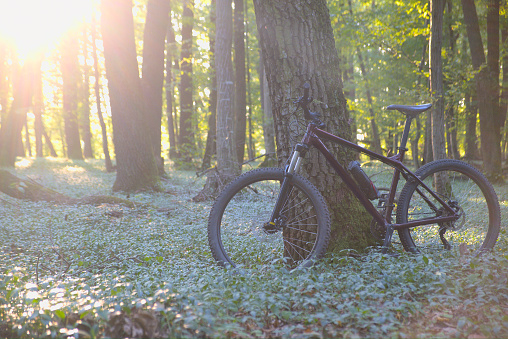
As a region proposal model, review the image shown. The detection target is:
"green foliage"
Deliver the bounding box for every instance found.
[0,158,507,338]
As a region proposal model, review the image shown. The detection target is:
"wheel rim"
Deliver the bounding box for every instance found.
[217,177,321,269]
[402,168,493,253]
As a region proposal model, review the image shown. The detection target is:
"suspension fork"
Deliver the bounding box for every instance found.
[265,144,308,231]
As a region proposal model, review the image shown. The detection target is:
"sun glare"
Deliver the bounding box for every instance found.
[0,0,93,60]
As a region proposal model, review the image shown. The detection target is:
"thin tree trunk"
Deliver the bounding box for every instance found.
[201,0,217,170]
[234,0,247,163]
[259,64,276,167]
[33,57,44,157]
[245,0,255,160]
[193,0,239,201]
[178,0,195,164]
[141,0,170,175]
[430,0,447,162]
[464,92,479,160]
[92,9,113,172]
[81,26,94,159]
[24,114,31,157]
[356,49,383,155]
[61,28,84,160]
[462,0,502,180]
[166,8,178,160]
[411,117,421,167]
[42,125,58,157]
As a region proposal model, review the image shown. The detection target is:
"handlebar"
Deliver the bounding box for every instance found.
[298,83,325,129]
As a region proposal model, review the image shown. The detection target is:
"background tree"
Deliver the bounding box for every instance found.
[430,0,446,162]
[0,59,33,166]
[141,0,170,175]
[60,28,84,160]
[461,0,502,181]
[178,0,195,164]
[194,0,238,200]
[253,0,377,252]
[201,0,217,171]
[101,0,160,192]
[234,0,247,163]
[165,8,179,161]
[92,8,113,172]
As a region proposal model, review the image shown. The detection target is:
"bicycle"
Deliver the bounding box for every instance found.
[208,83,501,269]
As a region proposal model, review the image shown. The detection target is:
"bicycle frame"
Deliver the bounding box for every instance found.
[269,117,460,248]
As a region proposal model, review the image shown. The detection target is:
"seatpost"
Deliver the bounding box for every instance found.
[398,116,413,152]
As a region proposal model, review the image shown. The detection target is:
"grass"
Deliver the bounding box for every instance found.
[0,157,507,338]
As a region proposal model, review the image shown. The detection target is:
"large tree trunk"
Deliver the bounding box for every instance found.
[92,9,113,172]
[141,0,170,175]
[61,28,84,160]
[430,0,447,162]
[461,0,502,180]
[101,0,160,192]
[234,0,247,163]
[178,0,195,164]
[253,0,376,253]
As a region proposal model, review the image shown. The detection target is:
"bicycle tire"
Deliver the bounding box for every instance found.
[208,167,331,269]
[396,159,501,254]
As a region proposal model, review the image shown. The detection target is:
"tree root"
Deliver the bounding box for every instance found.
[0,169,135,207]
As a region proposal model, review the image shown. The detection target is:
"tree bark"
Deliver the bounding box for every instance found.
[61,28,84,160]
[461,0,502,180]
[178,0,195,164]
[101,0,160,192]
[234,0,247,163]
[253,0,376,253]
[141,0,170,175]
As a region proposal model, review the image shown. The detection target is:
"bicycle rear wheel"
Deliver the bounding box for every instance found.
[397,159,500,254]
[208,167,331,269]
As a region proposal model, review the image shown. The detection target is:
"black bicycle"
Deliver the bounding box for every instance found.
[208,83,501,269]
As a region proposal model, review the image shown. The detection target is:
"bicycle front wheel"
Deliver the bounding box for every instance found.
[208,167,331,269]
[397,159,500,254]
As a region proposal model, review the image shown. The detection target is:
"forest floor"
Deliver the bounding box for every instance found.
[0,157,507,338]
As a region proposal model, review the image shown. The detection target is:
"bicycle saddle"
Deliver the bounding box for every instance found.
[386,103,432,118]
